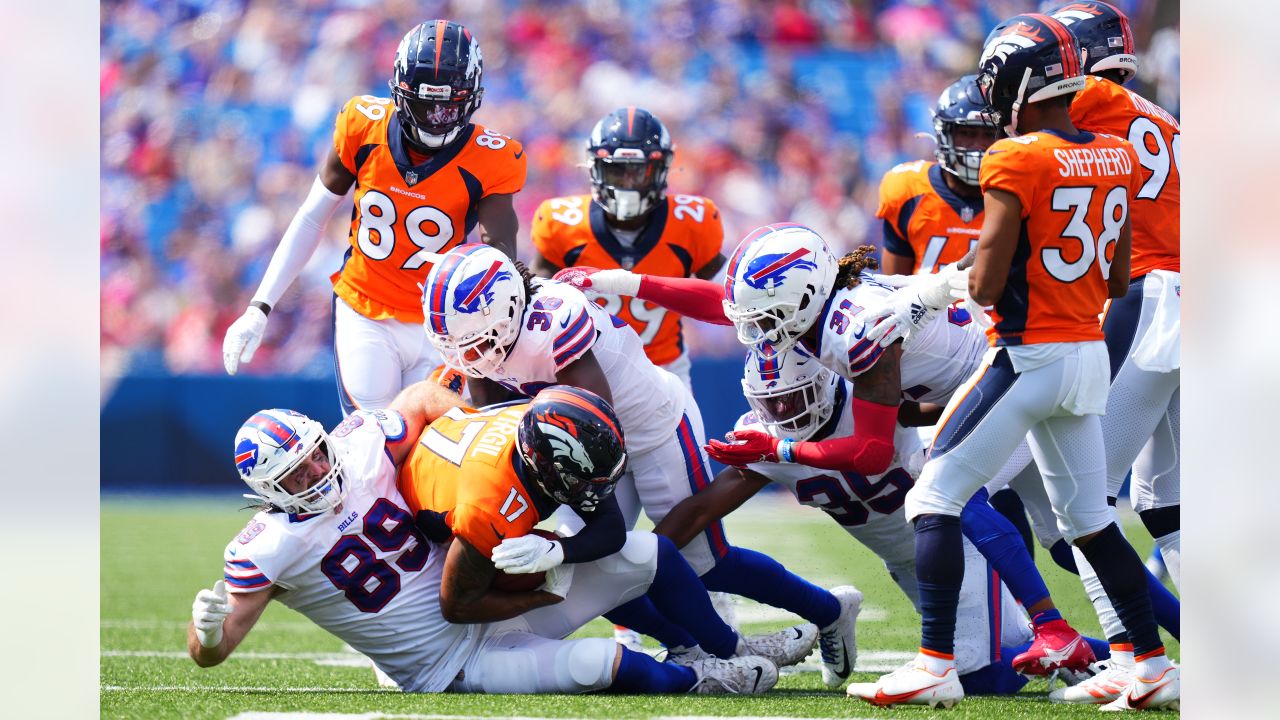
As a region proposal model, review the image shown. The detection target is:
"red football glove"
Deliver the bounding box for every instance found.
[553,266,602,289]
[704,429,781,467]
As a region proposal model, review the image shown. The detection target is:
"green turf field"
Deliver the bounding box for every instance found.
[102,493,1178,719]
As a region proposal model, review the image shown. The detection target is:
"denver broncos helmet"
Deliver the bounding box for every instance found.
[517,386,627,512]
[390,20,484,149]
[587,107,674,222]
[932,75,1001,186]
[422,243,526,378]
[977,14,1086,135]
[1049,2,1138,83]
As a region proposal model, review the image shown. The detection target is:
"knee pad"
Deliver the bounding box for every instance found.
[596,531,658,577]
[1138,505,1179,538]
[558,638,616,692]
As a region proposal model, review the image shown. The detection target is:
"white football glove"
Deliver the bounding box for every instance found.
[191,579,232,648]
[864,264,970,347]
[491,535,565,574]
[553,266,642,296]
[222,306,269,375]
[538,563,574,599]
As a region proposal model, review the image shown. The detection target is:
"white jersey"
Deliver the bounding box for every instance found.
[488,280,687,453]
[808,273,986,405]
[222,410,477,692]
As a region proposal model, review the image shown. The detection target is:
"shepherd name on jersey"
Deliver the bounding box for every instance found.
[1070,75,1180,279]
[809,273,987,405]
[531,194,724,366]
[330,94,527,323]
[397,403,547,557]
[486,280,687,454]
[222,411,476,692]
[875,160,984,274]
[979,130,1141,346]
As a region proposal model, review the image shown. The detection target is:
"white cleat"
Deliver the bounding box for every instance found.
[846,658,964,709]
[1100,665,1180,712]
[1049,659,1133,704]
[818,585,863,688]
[710,591,740,631]
[662,644,711,667]
[739,623,818,668]
[688,654,778,695]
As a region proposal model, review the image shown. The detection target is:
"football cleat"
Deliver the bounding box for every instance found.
[846,658,964,709]
[1049,659,1133,704]
[688,654,778,695]
[1012,615,1096,676]
[710,591,740,631]
[738,624,818,668]
[1100,665,1179,712]
[818,585,863,688]
[662,644,710,667]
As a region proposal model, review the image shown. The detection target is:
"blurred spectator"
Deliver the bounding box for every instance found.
[101,0,1179,378]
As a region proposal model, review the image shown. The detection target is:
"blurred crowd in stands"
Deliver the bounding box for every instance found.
[101,0,1180,379]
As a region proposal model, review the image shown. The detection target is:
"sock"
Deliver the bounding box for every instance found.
[918,647,955,674]
[609,647,697,693]
[987,487,1035,556]
[1049,539,1079,573]
[1154,530,1181,589]
[699,546,840,628]
[1076,523,1163,658]
[961,490,1052,611]
[1145,565,1180,639]
[604,596,698,651]
[1135,647,1173,678]
[915,513,964,656]
[1108,643,1135,669]
[1031,608,1062,626]
[1073,542,1126,640]
[644,535,738,658]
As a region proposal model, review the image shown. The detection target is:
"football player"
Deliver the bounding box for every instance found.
[188,384,777,695]
[530,107,726,390]
[877,76,996,276]
[847,14,1177,710]
[421,243,844,672]
[1043,2,1183,706]
[221,20,526,415]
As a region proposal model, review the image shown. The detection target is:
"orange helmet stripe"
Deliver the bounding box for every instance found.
[537,388,623,443]
[433,19,448,79]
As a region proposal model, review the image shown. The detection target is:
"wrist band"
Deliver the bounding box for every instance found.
[779,438,796,463]
[250,300,272,316]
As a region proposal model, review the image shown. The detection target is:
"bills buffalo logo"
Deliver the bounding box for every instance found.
[453,261,512,313]
[743,250,818,291]
[235,437,260,477]
[237,521,266,544]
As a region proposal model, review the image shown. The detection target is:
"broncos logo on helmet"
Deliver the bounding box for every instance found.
[452,260,513,313]
[743,250,819,291]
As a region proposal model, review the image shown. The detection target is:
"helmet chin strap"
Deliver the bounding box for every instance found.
[1005,67,1034,137]
[413,125,462,149]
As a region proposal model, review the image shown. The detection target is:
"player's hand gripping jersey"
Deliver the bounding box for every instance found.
[531,195,723,366]
[876,161,984,274]
[330,95,527,322]
[1070,76,1179,279]
[397,404,546,556]
[811,273,988,405]
[979,131,1140,346]
[222,411,474,692]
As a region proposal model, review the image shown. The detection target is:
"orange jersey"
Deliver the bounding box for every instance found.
[979,130,1141,346]
[396,404,545,557]
[330,95,527,323]
[1070,76,1180,278]
[531,194,723,366]
[875,160,984,273]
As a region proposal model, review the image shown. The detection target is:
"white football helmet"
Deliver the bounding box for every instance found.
[742,345,841,442]
[722,223,837,355]
[234,409,345,514]
[422,243,527,378]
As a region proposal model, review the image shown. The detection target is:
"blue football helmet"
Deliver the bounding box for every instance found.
[977,13,1086,135]
[587,107,673,222]
[389,20,484,149]
[1049,2,1138,83]
[518,386,628,512]
[932,75,1001,186]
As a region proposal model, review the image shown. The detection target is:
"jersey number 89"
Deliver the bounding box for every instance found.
[321,499,430,613]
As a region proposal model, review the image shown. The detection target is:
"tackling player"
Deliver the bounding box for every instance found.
[847,14,1176,710]
[188,384,776,695]
[221,20,526,414]
[530,107,726,390]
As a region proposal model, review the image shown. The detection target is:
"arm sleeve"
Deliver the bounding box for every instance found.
[250,176,346,308]
[791,397,898,476]
[557,493,627,564]
[636,275,733,326]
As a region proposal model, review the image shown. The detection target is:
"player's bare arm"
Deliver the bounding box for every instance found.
[319,144,357,196]
[439,536,562,624]
[476,193,519,259]
[555,350,614,407]
[1108,219,1134,299]
[852,343,903,407]
[467,376,522,408]
[969,188,1022,306]
[531,252,561,278]
[654,466,769,549]
[386,382,471,466]
[880,251,915,276]
[694,253,728,280]
[187,584,275,667]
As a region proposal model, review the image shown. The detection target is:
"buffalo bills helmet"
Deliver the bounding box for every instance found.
[233,409,345,514]
[742,346,841,442]
[422,243,526,378]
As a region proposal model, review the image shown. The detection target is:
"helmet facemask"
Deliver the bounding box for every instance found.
[524,445,626,512]
[934,116,1000,185]
[742,351,840,441]
[390,81,483,149]
[724,297,813,356]
[590,151,670,222]
[239,419,346,515]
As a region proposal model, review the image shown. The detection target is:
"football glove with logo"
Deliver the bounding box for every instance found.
[492,534,566,574]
